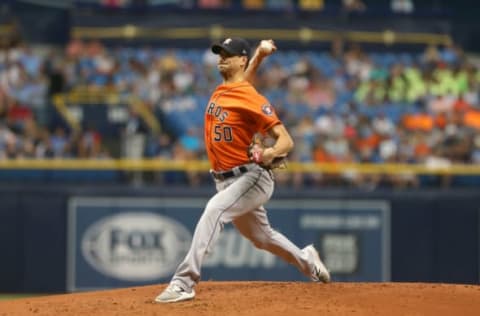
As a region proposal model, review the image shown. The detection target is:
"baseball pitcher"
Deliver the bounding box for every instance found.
[155,37,330,303]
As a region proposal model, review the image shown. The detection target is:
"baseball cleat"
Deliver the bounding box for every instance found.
[154,284,195,303]
[303,244,331,283]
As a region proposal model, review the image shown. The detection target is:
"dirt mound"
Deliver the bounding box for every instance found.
[1,281,480,316]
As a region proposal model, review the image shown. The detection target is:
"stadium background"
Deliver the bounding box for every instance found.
[0,0,479,297]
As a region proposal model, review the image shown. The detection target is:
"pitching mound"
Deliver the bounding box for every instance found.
[1,281,480,316]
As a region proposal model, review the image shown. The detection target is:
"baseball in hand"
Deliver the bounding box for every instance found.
[259,40,275,54]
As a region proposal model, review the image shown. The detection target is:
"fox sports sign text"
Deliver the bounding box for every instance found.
[81,212,192,281]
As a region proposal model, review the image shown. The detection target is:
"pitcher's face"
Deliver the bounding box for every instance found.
[217,50,247,78]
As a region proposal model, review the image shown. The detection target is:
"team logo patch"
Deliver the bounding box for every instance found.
[262,104,274,116]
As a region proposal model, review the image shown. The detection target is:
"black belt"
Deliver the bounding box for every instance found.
[211,166,249,181]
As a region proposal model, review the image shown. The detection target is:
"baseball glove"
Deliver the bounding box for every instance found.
[247,133,287,169]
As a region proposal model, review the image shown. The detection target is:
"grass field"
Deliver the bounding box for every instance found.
[0,294,41,301]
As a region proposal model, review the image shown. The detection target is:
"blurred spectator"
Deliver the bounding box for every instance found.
[298,0,324,11]
[122,109,148,159]
[80,126,105,158]
[0,122,16,159]
[147,132,173,158]
[391,0,414,14]
[101,0,130,8]
[422,45,440,67]
[122,108,148,184]
[50,126,68,157]
[45,53,65,97]
[342,0,366,13]
[8,100,32,129]
[243,0,264,10]
[372,113,395,136]
[198,0,231,9]
[265,0,294,10]
[471,135,480,163]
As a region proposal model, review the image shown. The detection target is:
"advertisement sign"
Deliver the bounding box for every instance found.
[67,197,390,291]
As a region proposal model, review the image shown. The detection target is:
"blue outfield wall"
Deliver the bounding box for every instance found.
[0,185,478,293]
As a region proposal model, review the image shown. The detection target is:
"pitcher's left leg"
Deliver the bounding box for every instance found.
[232,206,313,278]
[156,168,273,303]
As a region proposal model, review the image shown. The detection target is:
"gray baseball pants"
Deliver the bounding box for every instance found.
[170,163,313,291]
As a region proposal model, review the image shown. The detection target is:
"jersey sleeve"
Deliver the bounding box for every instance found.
[249,95,281,134]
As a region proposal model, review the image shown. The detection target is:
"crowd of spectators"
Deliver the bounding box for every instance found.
[1,35,480,187]
[0,39,110,159]
[93,0,416,15]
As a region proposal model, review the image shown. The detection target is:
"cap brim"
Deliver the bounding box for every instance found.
[211,44,236,55]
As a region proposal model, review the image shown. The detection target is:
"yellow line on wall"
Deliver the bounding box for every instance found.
[130,98,161,133]
[1,159,480,175]
[52,95,81,132]
[71,26,452,46]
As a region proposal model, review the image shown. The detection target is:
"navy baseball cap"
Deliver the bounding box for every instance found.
[211,37,251,59]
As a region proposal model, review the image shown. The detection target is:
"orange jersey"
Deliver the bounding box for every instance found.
[204,81,281,171]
